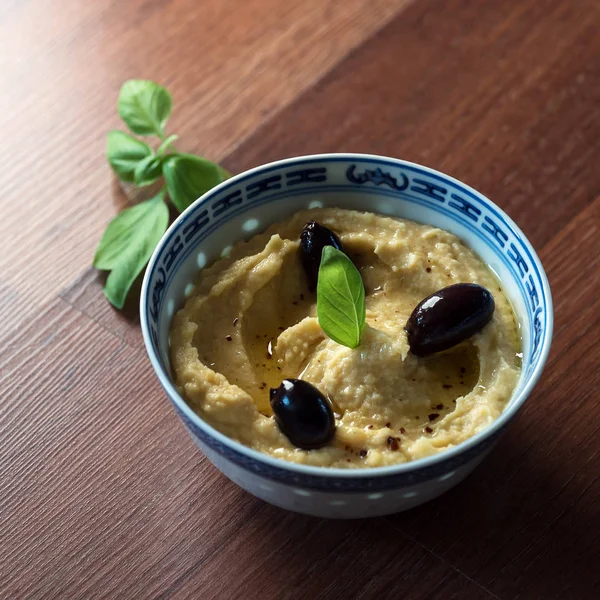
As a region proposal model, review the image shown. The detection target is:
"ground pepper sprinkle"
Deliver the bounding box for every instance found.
[387,436,400,451]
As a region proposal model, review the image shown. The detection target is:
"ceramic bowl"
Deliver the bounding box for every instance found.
[140,153,553,518]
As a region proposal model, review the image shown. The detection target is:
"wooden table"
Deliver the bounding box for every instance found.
[1,1,599,598]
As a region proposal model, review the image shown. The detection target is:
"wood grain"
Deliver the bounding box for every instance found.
[0,299,496,599]
[64,0,600,355]
[1,0,599,598]
[165,511,497,600]
[221,1,600,596]
[0,0,410,333]
[226,0,600,250]
[386,197,600,599]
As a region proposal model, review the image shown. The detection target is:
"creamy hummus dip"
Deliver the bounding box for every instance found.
[170,208,521,468]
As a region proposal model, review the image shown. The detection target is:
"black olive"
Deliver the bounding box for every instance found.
[300,221,344,291]
[270,379,336,449]
[405,283,495,357]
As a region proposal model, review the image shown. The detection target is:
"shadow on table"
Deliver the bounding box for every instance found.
[240,431,598,599]
[384,430,598,598]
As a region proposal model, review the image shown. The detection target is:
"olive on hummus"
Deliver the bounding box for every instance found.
[170,208,521,468]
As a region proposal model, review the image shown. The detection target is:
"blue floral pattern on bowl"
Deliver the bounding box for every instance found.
[140,154,552,501]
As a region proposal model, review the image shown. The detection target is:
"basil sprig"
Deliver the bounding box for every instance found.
[317,246,366,349]
[96,80,230,308]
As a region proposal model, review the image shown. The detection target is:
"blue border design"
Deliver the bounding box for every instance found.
[163,185,533,306]
[157,158,545,289]
[175,400,505,492]
[148,158,548,375]
[147,158,547,319]
[142,156,551,493]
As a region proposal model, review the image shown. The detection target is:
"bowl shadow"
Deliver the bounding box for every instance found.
[218,427,598,598]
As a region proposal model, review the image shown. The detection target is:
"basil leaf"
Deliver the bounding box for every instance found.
[118,80,172,137]
[157,134,178,156]
[106,130,152,182]
[317,246,366,349]
[163,153,227,213]
[93,190,169,308]
[134,154,163,187]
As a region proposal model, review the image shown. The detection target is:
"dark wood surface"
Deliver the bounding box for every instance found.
[1,1,599,598]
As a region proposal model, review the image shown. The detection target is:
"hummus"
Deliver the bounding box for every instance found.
[170,208,521,468]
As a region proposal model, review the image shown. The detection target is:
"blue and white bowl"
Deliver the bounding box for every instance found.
[140,154,553,518]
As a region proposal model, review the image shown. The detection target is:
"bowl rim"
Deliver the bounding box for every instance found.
[140,152,554,479]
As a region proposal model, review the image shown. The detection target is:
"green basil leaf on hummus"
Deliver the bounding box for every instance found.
[317,246,366,349]
[93,189,169,308]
